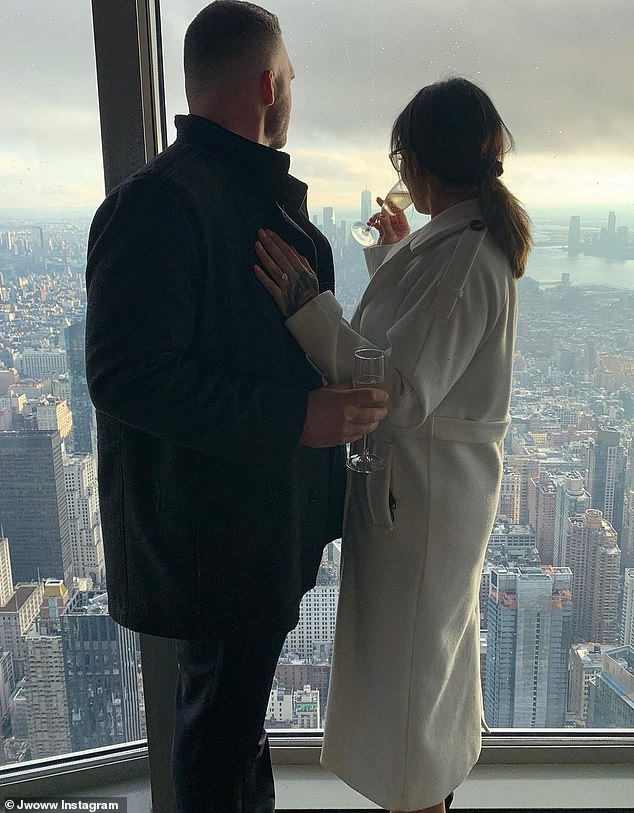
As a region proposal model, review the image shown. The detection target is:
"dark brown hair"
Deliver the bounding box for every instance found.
[184,1,281,91]
[391,77,532,278]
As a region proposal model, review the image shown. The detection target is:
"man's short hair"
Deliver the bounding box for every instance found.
[184,1,281,91]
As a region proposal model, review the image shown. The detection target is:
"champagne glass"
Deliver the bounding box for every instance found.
[351,179,413,247]
[347,348,386,474]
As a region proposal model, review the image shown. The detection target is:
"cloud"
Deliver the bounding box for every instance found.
[2,0,633,209]
[162,0,634,156]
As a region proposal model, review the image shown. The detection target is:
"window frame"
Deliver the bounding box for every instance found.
[4,0,630,810]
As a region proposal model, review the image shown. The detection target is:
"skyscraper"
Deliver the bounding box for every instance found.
[0,534,14,607]
[61,591,143,752]
[568,643,606,727]
[553,473,591,566]
[64,320,95,455]
[529,472,558,564]
[565,509,621,643]
[587,646,634,728]
[63,454,105,585]
[607,210,616,235]
[568,215,581,257]
[507,455,541,525]
[484,565,572,728]
[322,206,335,244]
[496,468,521,523]
[284,584,339,660]
[622,569,634,648]
[23,630,72,759]
[620,490,634,570]
[0,431,73,586]
[361,188,372,223]
[588,428,626,538]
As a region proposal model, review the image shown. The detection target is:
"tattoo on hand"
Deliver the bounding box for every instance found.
[282,273,319,316]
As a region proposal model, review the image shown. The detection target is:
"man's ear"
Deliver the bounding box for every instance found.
[260,69,275,107]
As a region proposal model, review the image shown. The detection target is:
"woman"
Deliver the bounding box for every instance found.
[255,77,531,813]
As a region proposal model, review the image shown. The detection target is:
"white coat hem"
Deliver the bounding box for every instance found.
[319,749,478,812]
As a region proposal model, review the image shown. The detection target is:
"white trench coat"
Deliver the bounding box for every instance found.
[286,199,517,810]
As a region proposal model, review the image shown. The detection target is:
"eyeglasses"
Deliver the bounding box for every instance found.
[389,150,403,173]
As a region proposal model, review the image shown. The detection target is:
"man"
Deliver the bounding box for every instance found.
[85,2,387,811]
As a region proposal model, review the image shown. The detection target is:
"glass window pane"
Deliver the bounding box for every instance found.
[0,3,146,764]
[159,1,634,732]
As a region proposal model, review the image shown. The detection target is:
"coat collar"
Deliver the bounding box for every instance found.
[409,198,484,254]
[352,199,485,329]
[174,114,308,209]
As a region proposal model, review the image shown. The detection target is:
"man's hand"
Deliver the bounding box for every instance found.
[300,385,389,448]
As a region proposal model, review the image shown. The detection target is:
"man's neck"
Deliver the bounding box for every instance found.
[188,108,270,147]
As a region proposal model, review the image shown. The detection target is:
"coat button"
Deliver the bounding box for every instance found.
[469,218,486,231]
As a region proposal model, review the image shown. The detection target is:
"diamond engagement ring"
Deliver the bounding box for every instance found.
[280,272,288,281]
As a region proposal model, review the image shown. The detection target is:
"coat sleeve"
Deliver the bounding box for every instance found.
[285,247,508,429]
[85,175,307,469]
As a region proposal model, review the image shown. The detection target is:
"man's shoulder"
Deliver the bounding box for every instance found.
[95,139,222,222]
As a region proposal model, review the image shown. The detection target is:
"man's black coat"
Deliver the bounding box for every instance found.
[85,115,346,639]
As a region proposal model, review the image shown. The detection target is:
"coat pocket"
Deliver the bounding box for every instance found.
[364,439,395,530]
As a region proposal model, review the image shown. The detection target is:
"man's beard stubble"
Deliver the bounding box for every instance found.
[264,95,291,150]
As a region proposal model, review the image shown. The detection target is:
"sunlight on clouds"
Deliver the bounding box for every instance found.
[291,145,398,210]
[504,153,634,209]
[291,143,634,213]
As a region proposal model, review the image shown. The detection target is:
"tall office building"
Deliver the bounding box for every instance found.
[35,398,73,440]
[63,454,105,585]
[588,428,626,538]
[529,472,558,564]
[622,569,634,648]
[587,646,634,728]
[480,533,540,630]
[565,509,621,643]
[360,188,372,223]
[61,591,143,752]
[0,649,14,723]
[568,215,581,257]
[620,491,634,570]
[553,473,591,566]
[322,206,335,243]
[23,630,72,760]
[19,348,67,379]
[568,643,607,727]
[507,455,541,524]
[64,320,95,455]
[607,210,616,235]
[487,523,537,559]
[0,431,73,586]
[284,584,339,660]
[484,566,572,728]
[497,469,521,523]
[0,582,43,681]
[0,535,14,607]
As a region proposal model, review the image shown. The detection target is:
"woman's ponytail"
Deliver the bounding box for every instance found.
[478,175,532,279]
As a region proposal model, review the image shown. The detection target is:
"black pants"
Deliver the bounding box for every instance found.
[172,627,288,813]
[171,629,456,813]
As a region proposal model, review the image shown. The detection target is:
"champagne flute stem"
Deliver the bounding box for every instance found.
[360,433,369,462]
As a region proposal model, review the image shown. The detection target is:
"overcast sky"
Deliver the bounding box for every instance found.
[1,0,633,218]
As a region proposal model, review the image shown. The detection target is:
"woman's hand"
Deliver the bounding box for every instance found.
[254,229,319,317]
[367,196,410,245]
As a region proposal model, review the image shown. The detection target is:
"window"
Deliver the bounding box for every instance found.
[0,2,146,766]
[158,0,634,735]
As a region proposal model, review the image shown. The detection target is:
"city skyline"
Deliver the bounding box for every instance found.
[1,0,634,768]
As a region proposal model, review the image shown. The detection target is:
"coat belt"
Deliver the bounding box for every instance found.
[383,414,510,444]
